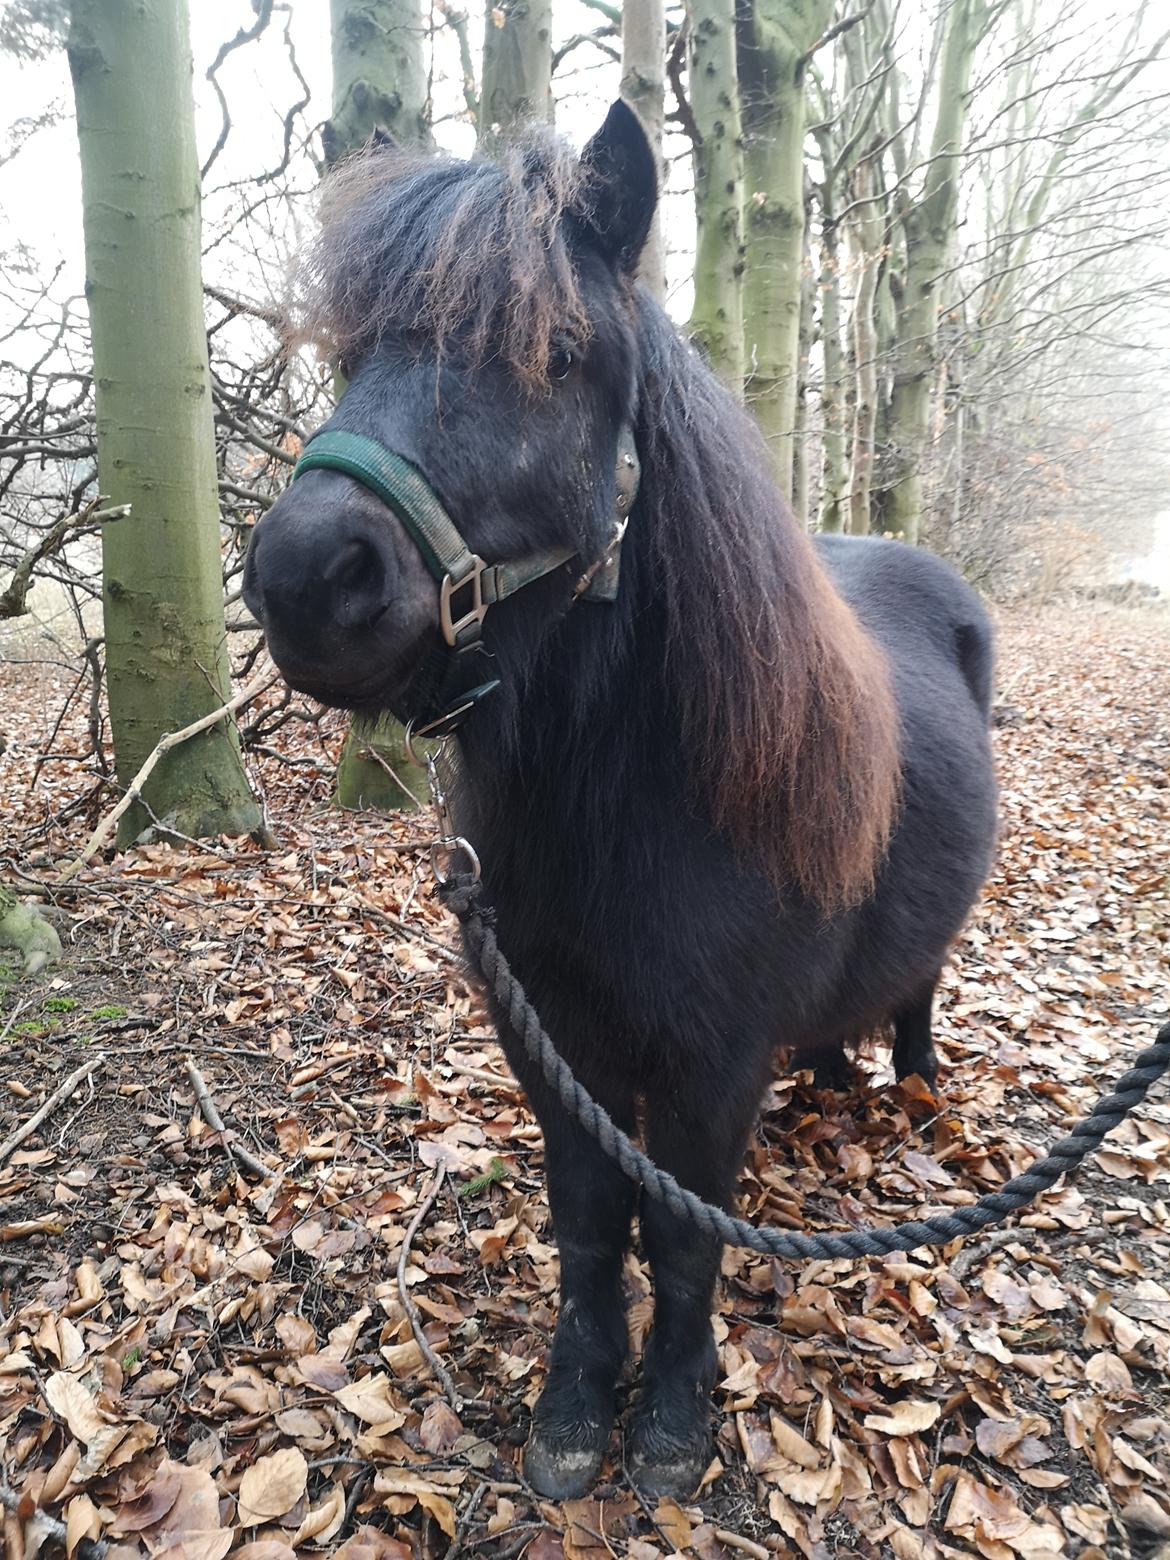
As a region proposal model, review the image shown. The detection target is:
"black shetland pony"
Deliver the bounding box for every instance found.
[244,104,997,1500]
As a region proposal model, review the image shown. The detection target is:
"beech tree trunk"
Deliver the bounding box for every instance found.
[67,0,260,849]
[621,0,667,300]
[814,127,846,533]
[791,242,814,530]
[687,0,744,389]
[479,0,552,139]
[881,0,984,543]
[329,0,431,811]
[847,146,882,535]
[327,0,430,156]
[738,0,832,494]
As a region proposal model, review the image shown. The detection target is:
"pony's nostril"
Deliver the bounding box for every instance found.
[324,537,375,593]
[323,535,391,629]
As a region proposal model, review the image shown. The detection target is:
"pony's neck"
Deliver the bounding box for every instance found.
[460,297,901,914]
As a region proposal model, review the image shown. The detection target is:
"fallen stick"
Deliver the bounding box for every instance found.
[713,1531,770,1560]
[184,1055,272,1179]
[0,1055,104,1166]
[446,1061,516,1090]
[0,1482,109,1559]
[0,999,31,1046]
[444,1478,489,1560]
[397,1165,462,1410]
[59,668,276,881]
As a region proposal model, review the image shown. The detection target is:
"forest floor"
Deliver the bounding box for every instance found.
[0,604,1168,1560]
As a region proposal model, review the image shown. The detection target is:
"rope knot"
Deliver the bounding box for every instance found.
[438,873,488,921]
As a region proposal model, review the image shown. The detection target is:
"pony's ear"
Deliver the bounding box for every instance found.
[577,100,657,272]
[370,126,398,153]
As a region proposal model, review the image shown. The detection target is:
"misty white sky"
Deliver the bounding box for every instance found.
[0,1,697,323]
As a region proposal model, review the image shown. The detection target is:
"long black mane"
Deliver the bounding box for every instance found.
[294,132,589,389]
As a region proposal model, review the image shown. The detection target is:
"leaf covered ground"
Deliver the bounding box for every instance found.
[0,606,1168,1560]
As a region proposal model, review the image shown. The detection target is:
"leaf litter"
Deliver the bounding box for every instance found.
[0,605,1168,1558]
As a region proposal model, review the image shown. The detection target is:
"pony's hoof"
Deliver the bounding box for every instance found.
[524,1428,607,1500]
[627,1441,709,1500]
[628,1413,710,1500]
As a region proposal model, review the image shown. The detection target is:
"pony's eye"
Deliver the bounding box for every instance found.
[549,346,574,381]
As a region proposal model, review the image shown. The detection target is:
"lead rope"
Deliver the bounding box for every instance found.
[441,871,1170,1258]
[417,752,1170,1259]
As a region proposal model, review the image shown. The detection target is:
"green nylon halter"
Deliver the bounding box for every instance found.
[292,428,636,651]
[293,431,477,586]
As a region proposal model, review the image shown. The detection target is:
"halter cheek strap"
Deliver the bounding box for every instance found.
[290,424,640,731]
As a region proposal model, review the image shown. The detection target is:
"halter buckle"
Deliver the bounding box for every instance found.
[440,557,488,647]
[574,516,628,600]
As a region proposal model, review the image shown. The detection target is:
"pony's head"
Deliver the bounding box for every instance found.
[243,102,656,718]
[246,101,901,913]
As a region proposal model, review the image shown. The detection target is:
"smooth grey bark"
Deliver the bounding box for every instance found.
[479,0,553,138]
[621,0,667,299]
[68,0,261,848]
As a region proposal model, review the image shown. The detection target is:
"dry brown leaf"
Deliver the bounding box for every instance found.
[333,1372,408,1428]
[109,1463,183,1533]
[291,1484,346,1547]
[233,1544,297,1560]
[275,1314,317,1355]
[328,1527,414,1560]
[770,1410,821,1469]
[65,1493,100,1557]
[415,1489,456,1537]
[487,1496,516,1535]
[237,1447,308,1526]
[864,1400,941,1437]
[419,1399,463,1454]
[44,1371,113,1445]
[653,1497,694,1550]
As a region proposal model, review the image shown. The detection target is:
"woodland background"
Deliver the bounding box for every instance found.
[0,1,1168,1558]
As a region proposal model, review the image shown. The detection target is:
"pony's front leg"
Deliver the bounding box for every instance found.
[630,1060,766,1498]
[524,1106,637,1496]
[493,1008,637,1499]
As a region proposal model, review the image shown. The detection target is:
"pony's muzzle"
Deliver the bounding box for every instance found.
[242,467,437,704]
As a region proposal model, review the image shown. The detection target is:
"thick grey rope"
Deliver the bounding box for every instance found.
[441,876,1170,1259]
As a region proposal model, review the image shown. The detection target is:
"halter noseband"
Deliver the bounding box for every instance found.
[291,425,640,734]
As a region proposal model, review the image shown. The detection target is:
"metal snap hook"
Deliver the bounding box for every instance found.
[431,836,481,885]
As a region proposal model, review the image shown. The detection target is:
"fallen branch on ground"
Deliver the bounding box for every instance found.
[184,1055,272,1179]
[398,1164,462,1410]
[0,1055,105,1167]
[59,668,276,881]
[0,1485,108,1560]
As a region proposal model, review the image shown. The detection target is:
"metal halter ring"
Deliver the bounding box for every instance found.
[430,835,482,886]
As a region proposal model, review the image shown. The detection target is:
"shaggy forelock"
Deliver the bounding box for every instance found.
[292,131,592,389]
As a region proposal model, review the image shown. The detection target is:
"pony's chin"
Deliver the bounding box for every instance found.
[274,633,432,719]
[282,666,400,713]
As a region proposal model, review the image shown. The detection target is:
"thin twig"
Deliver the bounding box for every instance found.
[622,1444,683,1555]
[184,1055,272,1180]
[0,1486,108,1560]
[0,498,129,622]
[713,1531,770,1560]
[950,1225,1023,1282]
[0,1000,31,1047]
[0,1055,104,1166]
[59,669,276,880]
[398,1165,462,1410]
[444,1478,489,1560]
[446,1061,516,1089]
[339,1465,375,1538]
